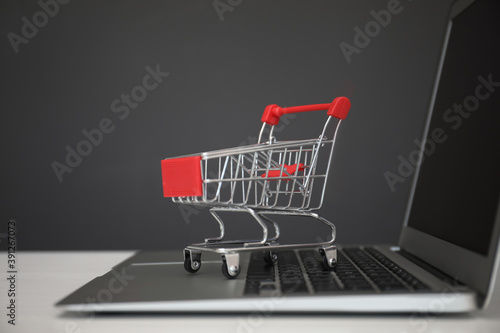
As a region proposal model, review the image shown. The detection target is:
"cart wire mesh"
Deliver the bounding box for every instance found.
[172,119,340,211]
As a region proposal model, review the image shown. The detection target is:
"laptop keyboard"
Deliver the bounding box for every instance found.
[244,248,430,295]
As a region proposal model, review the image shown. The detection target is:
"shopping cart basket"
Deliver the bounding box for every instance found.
[161,96,351,278]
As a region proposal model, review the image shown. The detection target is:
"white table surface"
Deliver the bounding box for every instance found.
[1,251,499,333]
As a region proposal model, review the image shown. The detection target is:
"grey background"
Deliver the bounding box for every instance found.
[1,0,456,250]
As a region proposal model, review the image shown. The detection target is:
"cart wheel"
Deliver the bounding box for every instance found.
[321,255,336,270]
[184,256,201,273]
[319,248,337,271]
[264,251,278,265]
[221,260,240,279]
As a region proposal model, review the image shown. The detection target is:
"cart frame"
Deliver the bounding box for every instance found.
[161,97,351,278]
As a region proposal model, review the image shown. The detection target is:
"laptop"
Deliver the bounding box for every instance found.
[56,0,500,313]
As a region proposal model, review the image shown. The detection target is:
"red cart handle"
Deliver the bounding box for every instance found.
[261,96,351,126]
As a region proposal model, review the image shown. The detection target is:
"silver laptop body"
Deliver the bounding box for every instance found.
[56,0,500,313]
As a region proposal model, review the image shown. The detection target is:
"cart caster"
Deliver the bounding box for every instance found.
[322,255,336,270]
[319,246,337,270]
[264,250,278,265]
[221,253,240,279]
[184,249,201,274]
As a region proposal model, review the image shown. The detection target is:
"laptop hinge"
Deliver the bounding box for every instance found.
[397,249,466,287]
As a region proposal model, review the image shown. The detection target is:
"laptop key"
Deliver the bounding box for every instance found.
[364,248,430,292]
[343,248,408,292]
[278,251,308,294]
[300,250,367,292]
[244,252,276,295]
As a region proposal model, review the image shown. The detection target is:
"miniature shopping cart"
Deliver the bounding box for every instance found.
[161,97,351,278]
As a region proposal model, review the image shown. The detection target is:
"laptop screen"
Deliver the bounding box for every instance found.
[407,0,500,256]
